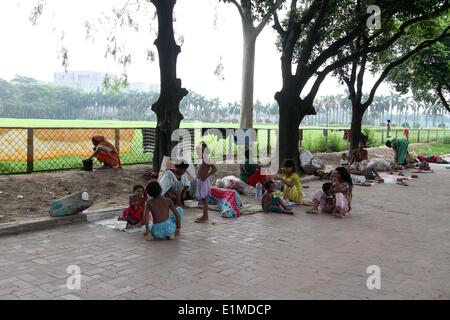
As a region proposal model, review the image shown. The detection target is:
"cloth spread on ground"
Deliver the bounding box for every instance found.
[94,218,142,233]
[417,155,449,164]
[208,187,242,218]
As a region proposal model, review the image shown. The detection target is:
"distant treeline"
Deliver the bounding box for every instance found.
[0,76,447,127]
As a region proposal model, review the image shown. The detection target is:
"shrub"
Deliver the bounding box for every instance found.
[362,127,377,147]
[438,123,446,129]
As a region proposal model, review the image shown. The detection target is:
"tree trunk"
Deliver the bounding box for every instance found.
[275,88,306,173]
[239,24,257,129]
[349,102,366,157]
[151,0,188,172]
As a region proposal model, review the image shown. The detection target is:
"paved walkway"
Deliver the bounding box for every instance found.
[1,165,449,300]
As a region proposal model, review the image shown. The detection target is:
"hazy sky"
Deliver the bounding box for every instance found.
[0,0,391,103]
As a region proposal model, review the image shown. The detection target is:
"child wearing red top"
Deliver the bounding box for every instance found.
[119,195,146,226]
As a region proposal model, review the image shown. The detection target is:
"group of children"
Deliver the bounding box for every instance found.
[119,143,217,240]
[118,145,353,240]
[262,158,353,218]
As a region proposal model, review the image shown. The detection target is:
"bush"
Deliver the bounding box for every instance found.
[362,127,377,147]
[443,136,450,144]
[327,133,343,152]
[438,123,446,129]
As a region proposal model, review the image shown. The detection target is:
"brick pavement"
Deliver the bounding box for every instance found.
[0,165,449,300]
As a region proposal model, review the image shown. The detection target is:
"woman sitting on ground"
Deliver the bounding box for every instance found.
[158,161,190,206]
[87,135,121,169]
[307,167,353,218]
[240,148,268,187]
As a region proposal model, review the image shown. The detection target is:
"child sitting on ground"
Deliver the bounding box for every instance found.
[195,143,217,224]
[262,180,293,215]
[119,195,145,226]
[132,184,147,209]
[141,181,184,240]
[274,159,303,205]
[340,153,349,167]
[307,182,335,214]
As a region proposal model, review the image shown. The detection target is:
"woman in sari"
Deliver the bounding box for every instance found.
[158,161,190,206]
[386,139,410,165]
[239,149,267,187]
[88,135,121,169]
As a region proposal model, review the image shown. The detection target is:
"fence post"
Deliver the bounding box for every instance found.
[417,129,420,143]
[267,129,271,154]
[115,129,120,154]
[381,130,384,144]
[395,130,398,139]
[27,129,34,173]
[427,130,430,143]
[435,130,438,142]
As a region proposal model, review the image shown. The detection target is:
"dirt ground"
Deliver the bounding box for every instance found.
[0,145,416,224]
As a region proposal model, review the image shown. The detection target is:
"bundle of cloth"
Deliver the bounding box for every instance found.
[208,187,242,218]
[417,155,449,164]
[215,176,256,196]
[299,148,325,174]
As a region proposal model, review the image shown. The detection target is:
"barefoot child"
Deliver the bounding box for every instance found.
[307,182,335,214]
[141,181,184,240]
[274,159,303,204]
[262,180,293,215]
[119,195,145,226]
[133,184,147,207]
[195,143,217,223]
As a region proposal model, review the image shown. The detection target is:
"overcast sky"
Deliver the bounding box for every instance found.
[0,0,391,103]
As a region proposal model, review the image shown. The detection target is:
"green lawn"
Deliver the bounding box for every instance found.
[410,143,450,156]
[1,118,449,174]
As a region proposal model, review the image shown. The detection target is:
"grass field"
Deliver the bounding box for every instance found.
[1,118,449,174]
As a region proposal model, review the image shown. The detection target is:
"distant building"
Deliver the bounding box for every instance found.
[53,71,159,93]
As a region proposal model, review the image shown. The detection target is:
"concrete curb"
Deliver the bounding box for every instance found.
[0,207,125,237]
[0,214,87,237]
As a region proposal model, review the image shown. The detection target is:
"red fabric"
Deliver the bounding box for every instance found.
[93,135,121,168]
[210,187,241,217]
[247,168,267,187]
[403,128,410,140]
[120,206,144,223]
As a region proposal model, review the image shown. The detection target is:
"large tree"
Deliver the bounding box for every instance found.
[221,0,283,128]
[271,0,449,168]
[150,0,188,171]
[335,3,450,152]
[386,32,450,112]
